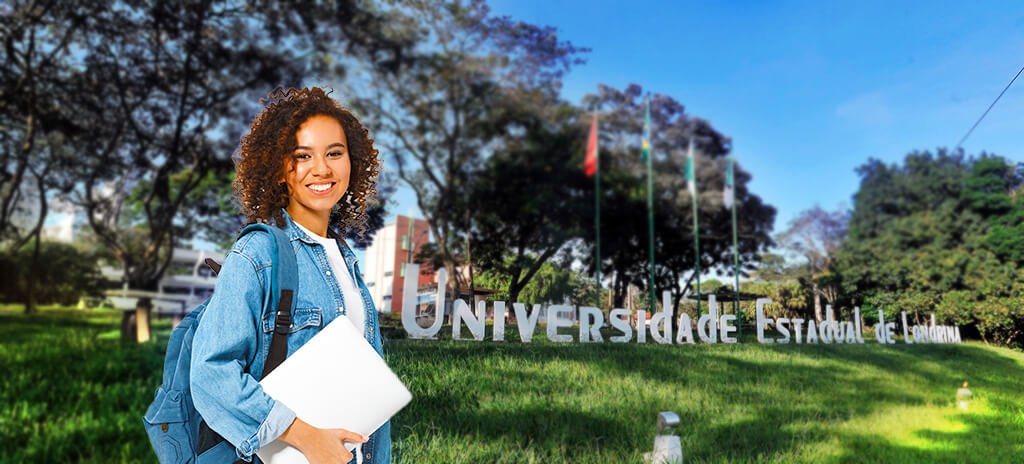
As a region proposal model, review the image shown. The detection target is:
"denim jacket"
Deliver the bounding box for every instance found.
[190,209,390,463]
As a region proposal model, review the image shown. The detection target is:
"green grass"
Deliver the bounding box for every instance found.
[2,307,1023,463]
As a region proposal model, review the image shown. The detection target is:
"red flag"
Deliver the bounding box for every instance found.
[584,112,598,177]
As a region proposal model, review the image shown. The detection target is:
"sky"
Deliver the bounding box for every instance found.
[382,0,1024,239]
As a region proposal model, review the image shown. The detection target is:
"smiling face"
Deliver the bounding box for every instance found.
[283,114,351,235]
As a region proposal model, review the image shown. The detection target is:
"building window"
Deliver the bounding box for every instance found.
[401,235,409,250]
[400,262,405,278]
[384,271,392,277]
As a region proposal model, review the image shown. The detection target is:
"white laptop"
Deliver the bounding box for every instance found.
[257,317,412,464]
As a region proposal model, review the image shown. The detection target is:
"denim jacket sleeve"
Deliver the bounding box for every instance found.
[190,234,297,461]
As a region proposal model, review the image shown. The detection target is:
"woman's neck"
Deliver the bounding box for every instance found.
[286,205,329,237]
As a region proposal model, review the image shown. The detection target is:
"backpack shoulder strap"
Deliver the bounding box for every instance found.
[237,224,298,379]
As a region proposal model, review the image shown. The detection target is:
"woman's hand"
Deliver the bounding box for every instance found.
[279,417,367,463]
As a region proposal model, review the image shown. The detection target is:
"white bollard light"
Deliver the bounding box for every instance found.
[956,381,972,410]
[644,411,683,464]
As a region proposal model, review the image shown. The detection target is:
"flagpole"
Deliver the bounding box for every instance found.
[644,96,656,313]
[594,110,602,309]
[688,137,701,317]
[729,153,741,336]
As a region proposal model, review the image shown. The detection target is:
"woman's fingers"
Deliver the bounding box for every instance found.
[334,428,369,443]
[279,418,359,464]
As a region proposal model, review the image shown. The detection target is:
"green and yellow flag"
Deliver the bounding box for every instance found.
[641,101,652,163]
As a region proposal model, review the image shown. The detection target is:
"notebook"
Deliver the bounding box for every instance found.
[256,317,412,464]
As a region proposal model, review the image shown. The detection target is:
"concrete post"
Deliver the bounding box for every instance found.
[135,297,152,343]
[645,411,683,464]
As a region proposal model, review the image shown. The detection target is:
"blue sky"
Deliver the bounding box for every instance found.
[383,0,1024,238]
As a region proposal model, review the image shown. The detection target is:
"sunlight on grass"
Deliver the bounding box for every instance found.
[2,307,1023,463]
[825,402,978,458]
[810,397,1024,463]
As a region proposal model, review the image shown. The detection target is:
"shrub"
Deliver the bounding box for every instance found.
[0,240,106,305]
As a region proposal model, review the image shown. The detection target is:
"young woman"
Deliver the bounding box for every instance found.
[190,87,390,464]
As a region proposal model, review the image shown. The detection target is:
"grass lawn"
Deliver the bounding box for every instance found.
[1,305,1022,463]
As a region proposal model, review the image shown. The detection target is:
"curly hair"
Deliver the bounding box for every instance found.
[234,86,381,237]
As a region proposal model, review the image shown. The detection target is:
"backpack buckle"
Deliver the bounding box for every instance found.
[274,289,293,335]
[274,310,291,335]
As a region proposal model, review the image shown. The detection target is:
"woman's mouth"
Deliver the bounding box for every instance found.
[306,182,335,196]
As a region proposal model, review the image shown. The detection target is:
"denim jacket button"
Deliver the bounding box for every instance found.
[326,270,332,276]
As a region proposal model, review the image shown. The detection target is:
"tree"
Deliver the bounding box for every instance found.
[357,0,585,303]
[474,259,585,306]
[0,0,84,249]
[0,240,105,306]
[58,1,406,290]
[835,150,1024,347]
[750,253,799,282]
[467,102,589,304]
[969,157,1024,266]
[0,1,91,312]
[776,205,849,323]
[739,280,811,320]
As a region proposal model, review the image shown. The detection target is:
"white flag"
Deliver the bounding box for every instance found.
[685,139,696,196]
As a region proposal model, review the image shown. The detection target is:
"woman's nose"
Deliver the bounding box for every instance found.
[312,154,331,176]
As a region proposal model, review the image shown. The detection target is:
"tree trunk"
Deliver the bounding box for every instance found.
[447,255,457,326]
[507,285,522,307]
[436,226,457,326]
[23,169,49,315]
[670,287,681,337]
[465,210,475,311]
[612,273,626,308]
[2,114,34,234]
[24,235,40,314]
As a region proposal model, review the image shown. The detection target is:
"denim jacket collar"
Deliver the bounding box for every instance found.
[278,209,359,265]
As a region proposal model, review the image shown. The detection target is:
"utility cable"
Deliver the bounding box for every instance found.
[956,64,1024,150]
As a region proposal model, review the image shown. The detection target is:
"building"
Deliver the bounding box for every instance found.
[362,215,433,313]
[103,247,225,318]
[42,212,79,243]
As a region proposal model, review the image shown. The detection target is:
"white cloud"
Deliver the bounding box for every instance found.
[834,91,892,125]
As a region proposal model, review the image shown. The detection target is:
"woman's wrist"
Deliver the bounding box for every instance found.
[278,417,312,451]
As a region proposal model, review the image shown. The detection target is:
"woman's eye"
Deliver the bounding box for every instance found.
[328,151,345,158]
[292,153,310,160]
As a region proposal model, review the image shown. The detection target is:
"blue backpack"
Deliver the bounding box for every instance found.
[143,224,298,463]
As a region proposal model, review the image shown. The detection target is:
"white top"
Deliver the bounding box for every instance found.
[294,222,366,337]
[293,221,367,463]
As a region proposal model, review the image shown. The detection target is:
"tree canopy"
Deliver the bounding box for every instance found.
[356,0,586,300]
[2,0,408,293]
[834,150,1024,346]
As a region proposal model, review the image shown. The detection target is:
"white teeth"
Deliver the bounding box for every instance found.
[308,183,332,192]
